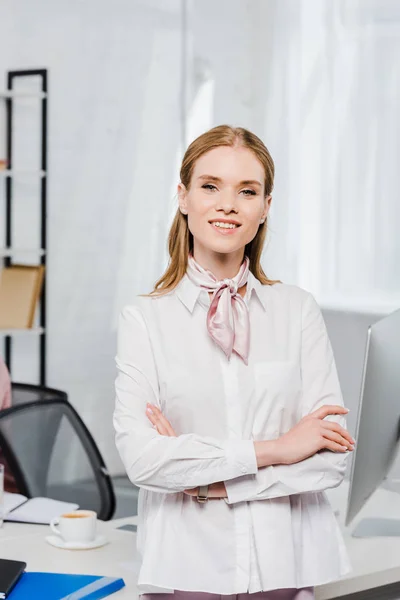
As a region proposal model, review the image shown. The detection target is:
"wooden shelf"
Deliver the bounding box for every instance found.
[0,327,44,336]
[0,90,47,99]
[0,169,46,177]
[0,248,46,257]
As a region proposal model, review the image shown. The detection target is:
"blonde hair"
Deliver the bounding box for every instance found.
[143,124,281,297]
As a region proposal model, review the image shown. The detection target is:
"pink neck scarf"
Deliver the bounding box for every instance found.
[186,253,251,364]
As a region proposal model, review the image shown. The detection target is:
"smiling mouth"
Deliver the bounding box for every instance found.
[209,221,241,230]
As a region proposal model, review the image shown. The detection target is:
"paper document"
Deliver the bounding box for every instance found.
[4,492,79,524]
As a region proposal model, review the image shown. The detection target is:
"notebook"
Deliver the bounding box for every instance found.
[4,492,79,524]
[8,573,125,600]
[0,559,26,599]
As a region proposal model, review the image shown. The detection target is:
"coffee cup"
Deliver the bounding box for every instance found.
[50,510,97,543]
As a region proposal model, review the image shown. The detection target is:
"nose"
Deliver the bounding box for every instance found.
[216,189,238,213]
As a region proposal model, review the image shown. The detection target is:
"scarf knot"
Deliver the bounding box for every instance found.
[222,278,238,295]
[186,254,250,364]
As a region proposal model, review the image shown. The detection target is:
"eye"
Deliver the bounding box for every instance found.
[202,184,217,191]
[241,189,257,196]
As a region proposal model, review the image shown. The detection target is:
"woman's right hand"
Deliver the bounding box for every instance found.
[273,405,355,466]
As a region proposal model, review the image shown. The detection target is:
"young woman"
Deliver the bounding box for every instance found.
[113,125,354,599]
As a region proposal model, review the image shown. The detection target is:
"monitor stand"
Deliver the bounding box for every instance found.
[352,518,400,538]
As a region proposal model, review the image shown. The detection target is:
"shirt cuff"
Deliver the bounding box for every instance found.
[222,439,258,479]
[224,466,278,504]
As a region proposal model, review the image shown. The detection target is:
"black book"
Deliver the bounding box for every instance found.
[0,559,26,599]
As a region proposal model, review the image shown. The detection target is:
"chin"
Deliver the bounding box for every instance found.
[192,228,247,255]
[206,241,244,255]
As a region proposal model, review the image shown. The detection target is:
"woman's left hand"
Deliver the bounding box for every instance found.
[145,403,227,499]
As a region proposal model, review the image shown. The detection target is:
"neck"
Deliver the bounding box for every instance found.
[191,248,245,281]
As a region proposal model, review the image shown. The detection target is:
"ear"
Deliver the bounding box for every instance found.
[177,182,188,215]
[262,194,272,221]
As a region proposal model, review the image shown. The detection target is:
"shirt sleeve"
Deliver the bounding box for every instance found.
[113,304,258,494]
[224,291,350,504]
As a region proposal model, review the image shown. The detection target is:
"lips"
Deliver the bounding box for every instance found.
[209,220,242,227]
[209,222,241,235]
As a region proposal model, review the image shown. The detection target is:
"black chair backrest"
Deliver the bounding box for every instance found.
[0,399,115,520]
[11,383,68,406]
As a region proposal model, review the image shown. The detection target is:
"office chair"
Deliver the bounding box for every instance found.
[11,382,68,406]
[0,399,116,520]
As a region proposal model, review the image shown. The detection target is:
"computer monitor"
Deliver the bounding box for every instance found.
[345,307,400,537]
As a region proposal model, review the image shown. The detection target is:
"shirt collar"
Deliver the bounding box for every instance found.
[175,269,267,313]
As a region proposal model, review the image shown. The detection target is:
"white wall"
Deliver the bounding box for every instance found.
[0,0,184,473]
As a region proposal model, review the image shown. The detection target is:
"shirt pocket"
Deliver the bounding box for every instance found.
[252,360,302,440]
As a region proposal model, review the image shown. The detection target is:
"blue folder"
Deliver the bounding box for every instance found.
[8,572,125,599]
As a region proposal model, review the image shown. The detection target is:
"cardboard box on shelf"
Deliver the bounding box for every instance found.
[0,264,45,329]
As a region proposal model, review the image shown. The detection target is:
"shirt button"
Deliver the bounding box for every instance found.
[241,467,247,474]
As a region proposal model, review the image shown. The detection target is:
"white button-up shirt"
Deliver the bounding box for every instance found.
[113,271,352,595]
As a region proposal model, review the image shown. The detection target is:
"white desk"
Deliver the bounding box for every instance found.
[316,481,400,599]
[2,483,400,599]
[0,516,141,598]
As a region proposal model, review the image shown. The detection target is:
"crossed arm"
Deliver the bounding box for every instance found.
[145,400,353,501]
[113,294,353,504]
[145,402,228,499]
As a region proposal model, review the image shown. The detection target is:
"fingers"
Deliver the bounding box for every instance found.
[145,404,168,435]
[322,421,355,446]
[311,405,350,419]
[321,428,355,451]
[146,403,177,437]
[321,439,352,453]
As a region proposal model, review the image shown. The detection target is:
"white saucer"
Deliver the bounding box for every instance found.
[45,534,108,550]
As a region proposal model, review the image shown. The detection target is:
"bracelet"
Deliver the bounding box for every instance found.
[197,485,209,503]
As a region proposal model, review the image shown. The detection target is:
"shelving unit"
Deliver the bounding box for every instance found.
[0,169,46,177]
[0,249,46,257]
[0,68,48,385]
[0,328,45,337]
[0,90,47,99]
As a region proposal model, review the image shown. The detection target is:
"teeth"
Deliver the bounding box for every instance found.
[212,222,238,229]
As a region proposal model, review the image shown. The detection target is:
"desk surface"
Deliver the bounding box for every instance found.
[2,483,400,599]
[0,516,141,598]
[318,481,400,599]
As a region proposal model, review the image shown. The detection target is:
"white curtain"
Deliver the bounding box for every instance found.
[187,0,400,310]
[248,0,400,310]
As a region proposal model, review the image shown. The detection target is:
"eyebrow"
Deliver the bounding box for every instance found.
[197,174,262,188]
